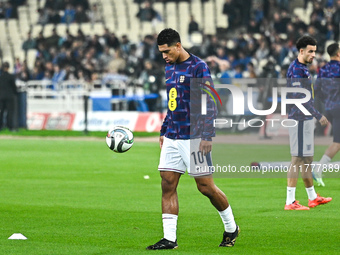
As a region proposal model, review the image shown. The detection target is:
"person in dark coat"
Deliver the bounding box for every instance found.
[0,62,18,131]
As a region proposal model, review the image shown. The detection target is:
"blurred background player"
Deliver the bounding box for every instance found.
[0,62,18,131]
[146,28,239,250]
[285,35,331,210]
[314,42,340,187]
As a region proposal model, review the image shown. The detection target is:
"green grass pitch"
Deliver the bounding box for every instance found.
[0,138,339,254]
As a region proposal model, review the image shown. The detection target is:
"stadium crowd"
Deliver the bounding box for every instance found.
[13,0,340,98]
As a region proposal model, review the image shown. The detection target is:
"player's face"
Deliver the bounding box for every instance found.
[301,45,317,64]
[158,43,181,64]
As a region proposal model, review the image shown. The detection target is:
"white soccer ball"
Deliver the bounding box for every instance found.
[106,126,134,153]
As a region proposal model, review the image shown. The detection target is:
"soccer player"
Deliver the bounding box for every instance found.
[146,28,239,250]
[313,42,340,187]
[285,35,332,210]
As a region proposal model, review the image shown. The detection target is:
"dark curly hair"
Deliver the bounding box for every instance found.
[296,35,317,51]
[157,28,181,46]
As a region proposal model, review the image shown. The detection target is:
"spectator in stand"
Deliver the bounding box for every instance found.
[293,15,307,31]
[273,12,287,34]
[255,39,270,61]
[48,8,61,25]
[0,2,4,19]
[16,62,30,82]
[72,0,89,10]
[125,44,140,78]
[85,34,104,56]
[37,8,49,25]
[45,28,62,49]
[74,5,89,23]
[4,2,14,19]
[105,31,121,50]
[136,0,158,22]
[234,64,244,78]
[205,35,219,57]
[99,46,114,72]
[263,0,280,20]
[245,62,257,78]
[37,43,52,62]
[311,1,325,21]
[35,31,46,49]
[41,69,53,88]
[307,25,326,52]
[107,49,126,74]
[62,4,76,24]
[237,0,252,26]
[247,19,260,34]
[81,50,98,80]
[75,28,86,41]
[64,49,81,69]
[325,22,335,40]
[60,29,75,49]
[13,58,23,75]
[286,22,297,42]
[138,59,163,112]
[88,3,102,24]
[188,15,199,35]
[31,66,45,80]
[51,64,66,90]
[332,0,340,40]
[120,35,131,57]
[222,0,238,29]
[64,64,78,81]
[22,32,36,56]
[253,2,264,23]
[44,61,54,77]
[137,35,157,61]
[310,12,325,34]
[216,46,228,61]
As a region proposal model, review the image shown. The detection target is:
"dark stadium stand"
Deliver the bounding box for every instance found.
[0,0,339,114]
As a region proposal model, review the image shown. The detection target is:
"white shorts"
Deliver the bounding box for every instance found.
[158,137,213,177]
[288,119,314,157]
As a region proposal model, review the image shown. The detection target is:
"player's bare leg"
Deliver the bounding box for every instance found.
[195,175,239,247]
[315,142,340,186]
[287,156,301,187]
[195,175,229,211]
[285,156,332,209]
[147,171,181,250]
[285,156,309,210]
[300,156,313,188]
[161,171,181,214]
[324,142,340,159]
[300,156,333,208]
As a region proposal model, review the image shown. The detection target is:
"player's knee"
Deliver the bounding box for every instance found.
[161,177,177,193]
[196,182,214,197]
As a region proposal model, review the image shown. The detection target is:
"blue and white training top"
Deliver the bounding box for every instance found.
[160,53,216,140]
[286,58,322,121]
[315,60,340,111]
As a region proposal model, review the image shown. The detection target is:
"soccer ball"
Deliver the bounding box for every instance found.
[106,126,134,153]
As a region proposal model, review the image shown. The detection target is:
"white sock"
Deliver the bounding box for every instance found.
[286,187,296,205]
[317,155,331,177]
[319,154,331,165]
[306,186,317,201]
[218,206,237,233]
[162,213,178,242]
